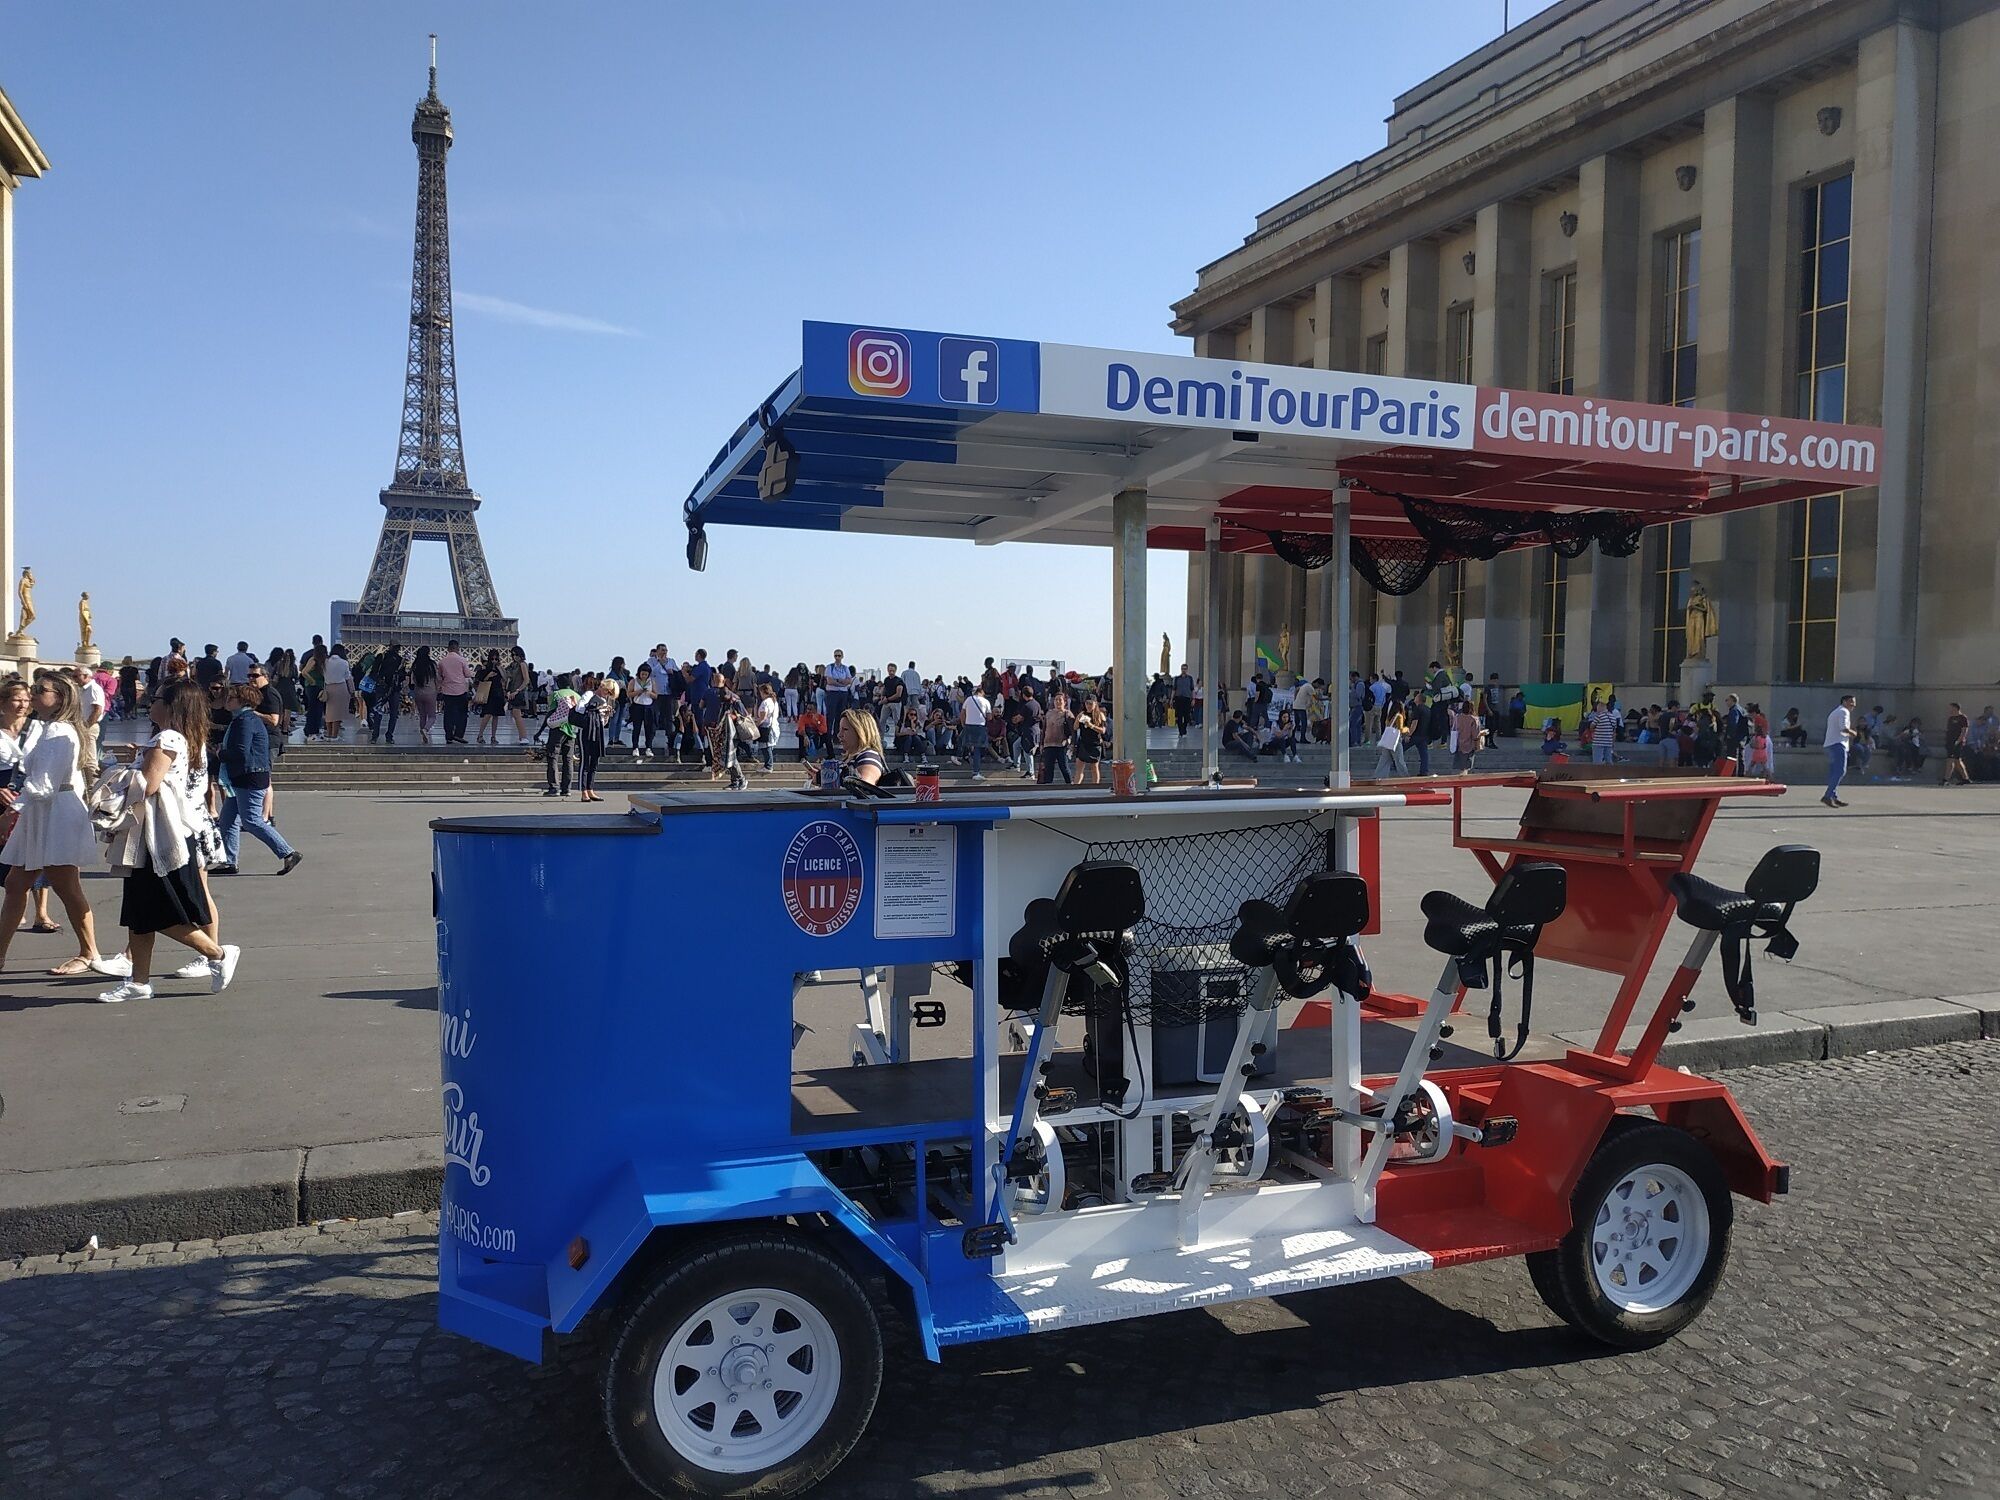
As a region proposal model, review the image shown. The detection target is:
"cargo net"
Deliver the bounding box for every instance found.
[1068,816,1330,1028]
[1266,492,1654,595]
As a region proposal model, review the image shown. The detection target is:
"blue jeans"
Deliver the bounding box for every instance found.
[1825,744,1847,800]
[756,728,776,772]
[1413,735,1429,774]
[962,724,987,773]
[220,786,296,867]
[1593,744,1615,764]
[1349,708,1365,747]
[1037,746,1073,784]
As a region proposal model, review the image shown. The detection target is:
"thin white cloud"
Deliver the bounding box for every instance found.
[454,290,640,337]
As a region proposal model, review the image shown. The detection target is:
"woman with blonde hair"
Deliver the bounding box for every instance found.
[805,708,885,789]
[0,672,103,975]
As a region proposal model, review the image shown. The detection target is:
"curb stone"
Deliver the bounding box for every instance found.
[4,1024,1995,1258]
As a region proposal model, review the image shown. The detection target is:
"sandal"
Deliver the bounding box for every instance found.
[18,921,59,934]
[48,956,97,977]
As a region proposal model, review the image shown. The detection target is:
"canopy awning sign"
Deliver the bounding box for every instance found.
[684,320,1884,557]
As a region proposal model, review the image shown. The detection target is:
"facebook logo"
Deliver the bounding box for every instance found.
[939,337,1000,406]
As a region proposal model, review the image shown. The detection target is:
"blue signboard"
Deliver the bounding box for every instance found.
[801,321,1039,414]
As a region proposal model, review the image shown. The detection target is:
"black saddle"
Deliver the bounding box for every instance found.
[1418,862,1568,1061]
[1669,845,1819,1023]
[999,860,1145,1011]
[1229,870,1372,1001]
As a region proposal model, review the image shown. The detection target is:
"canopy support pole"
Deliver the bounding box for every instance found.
[1201,516,1220,782]
[1111,485,1148,788]
[1333,481,1352,790]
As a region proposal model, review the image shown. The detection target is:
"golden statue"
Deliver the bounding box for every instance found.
[78,592,93,651]
[1684,579,1718,663]
[1277,624,1292,673]
[1443,609,1462,670]
[16,567,34,634]
[1159,632,1171,677]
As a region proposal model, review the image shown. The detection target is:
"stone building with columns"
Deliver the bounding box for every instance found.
[0,85,47,646]
[1174,0,1996,717]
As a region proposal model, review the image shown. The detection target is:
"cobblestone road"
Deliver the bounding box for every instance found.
[4,1042,1994,1500]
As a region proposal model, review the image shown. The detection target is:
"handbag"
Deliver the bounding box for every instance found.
[1378,724,1401,752]
[472,679,493,706]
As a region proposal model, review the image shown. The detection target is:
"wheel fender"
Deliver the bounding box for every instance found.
[1652,1093,1789,1203]
[546,1155,939,1358]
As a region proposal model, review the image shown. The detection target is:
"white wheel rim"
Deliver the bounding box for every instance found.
[652,1287,842,1475]
[1589,1162,1710,1313]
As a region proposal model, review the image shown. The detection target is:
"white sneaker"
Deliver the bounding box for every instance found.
[89,954,133,978]
[172,958,212,980]
[972,772,985,781]
[98,980,153,1004]
[210,945,241,993]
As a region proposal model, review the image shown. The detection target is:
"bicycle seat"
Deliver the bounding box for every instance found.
[1417,863,1567,1061]
[1230,871,1371,1000]
[1420,862,1567,959]
[1669,845,1820,931]
[1000,860,1144,1010]
[1668,846,1819,1023]
[1419,891,1499,958]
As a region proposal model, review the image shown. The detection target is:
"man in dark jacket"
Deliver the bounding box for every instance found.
[216,684,303,876]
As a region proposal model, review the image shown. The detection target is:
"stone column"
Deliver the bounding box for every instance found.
[1574,152,1643,683]
[1472,200,1532,387]
[1313,274,1363,372]
[1694,92,1778,686]
[1574,153,1640,398]
[1387,239,1440,378]
[1471,200,1533,683]
[1846,18,1937,690]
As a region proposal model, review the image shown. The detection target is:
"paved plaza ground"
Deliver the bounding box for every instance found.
[1,1041,1993,1500]
[1,782,1996,1255]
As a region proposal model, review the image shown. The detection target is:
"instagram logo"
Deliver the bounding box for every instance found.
[848,330,911,398]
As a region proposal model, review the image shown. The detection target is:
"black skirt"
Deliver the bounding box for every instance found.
[121,842,211,935]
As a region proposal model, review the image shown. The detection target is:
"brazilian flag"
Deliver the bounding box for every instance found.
[1254,640,1282,675]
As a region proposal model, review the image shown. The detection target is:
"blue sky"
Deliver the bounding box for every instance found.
[8,2,1548,673]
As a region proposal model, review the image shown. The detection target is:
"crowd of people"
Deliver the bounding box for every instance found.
[82,637,2000,803]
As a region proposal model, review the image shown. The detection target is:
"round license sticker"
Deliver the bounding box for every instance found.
[782,820,864,937]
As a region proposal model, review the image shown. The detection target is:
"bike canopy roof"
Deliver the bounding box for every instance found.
[683,321,1884,561]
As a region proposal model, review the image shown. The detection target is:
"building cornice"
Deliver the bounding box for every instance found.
[1171,0,1939,336]
[0,85,50,182]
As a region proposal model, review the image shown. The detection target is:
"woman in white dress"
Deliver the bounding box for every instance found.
[0,674,58,935]
[0,672,103,974]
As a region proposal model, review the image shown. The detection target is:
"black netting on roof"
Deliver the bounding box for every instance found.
[1350,536,1437,595]
[1067,817,1332,1028]
[1258,487,1662,593]
[1266,530,1337,569]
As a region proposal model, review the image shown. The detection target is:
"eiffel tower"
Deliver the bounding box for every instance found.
[340,38,518,658]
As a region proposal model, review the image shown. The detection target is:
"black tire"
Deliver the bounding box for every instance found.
[1525,1120,1732,1350]
[604,1227,884,1498]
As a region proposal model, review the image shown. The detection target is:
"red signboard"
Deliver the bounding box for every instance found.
[1473,388,1880,487]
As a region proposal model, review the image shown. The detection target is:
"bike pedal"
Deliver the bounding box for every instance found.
[1035,1086,1077,1116]
[1477,1116,1519,1147]
[912,999,947,1028]
[1129,1172,1175,1195]
[961,1223,1010,1259]
[1280,1086,1326,1106]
